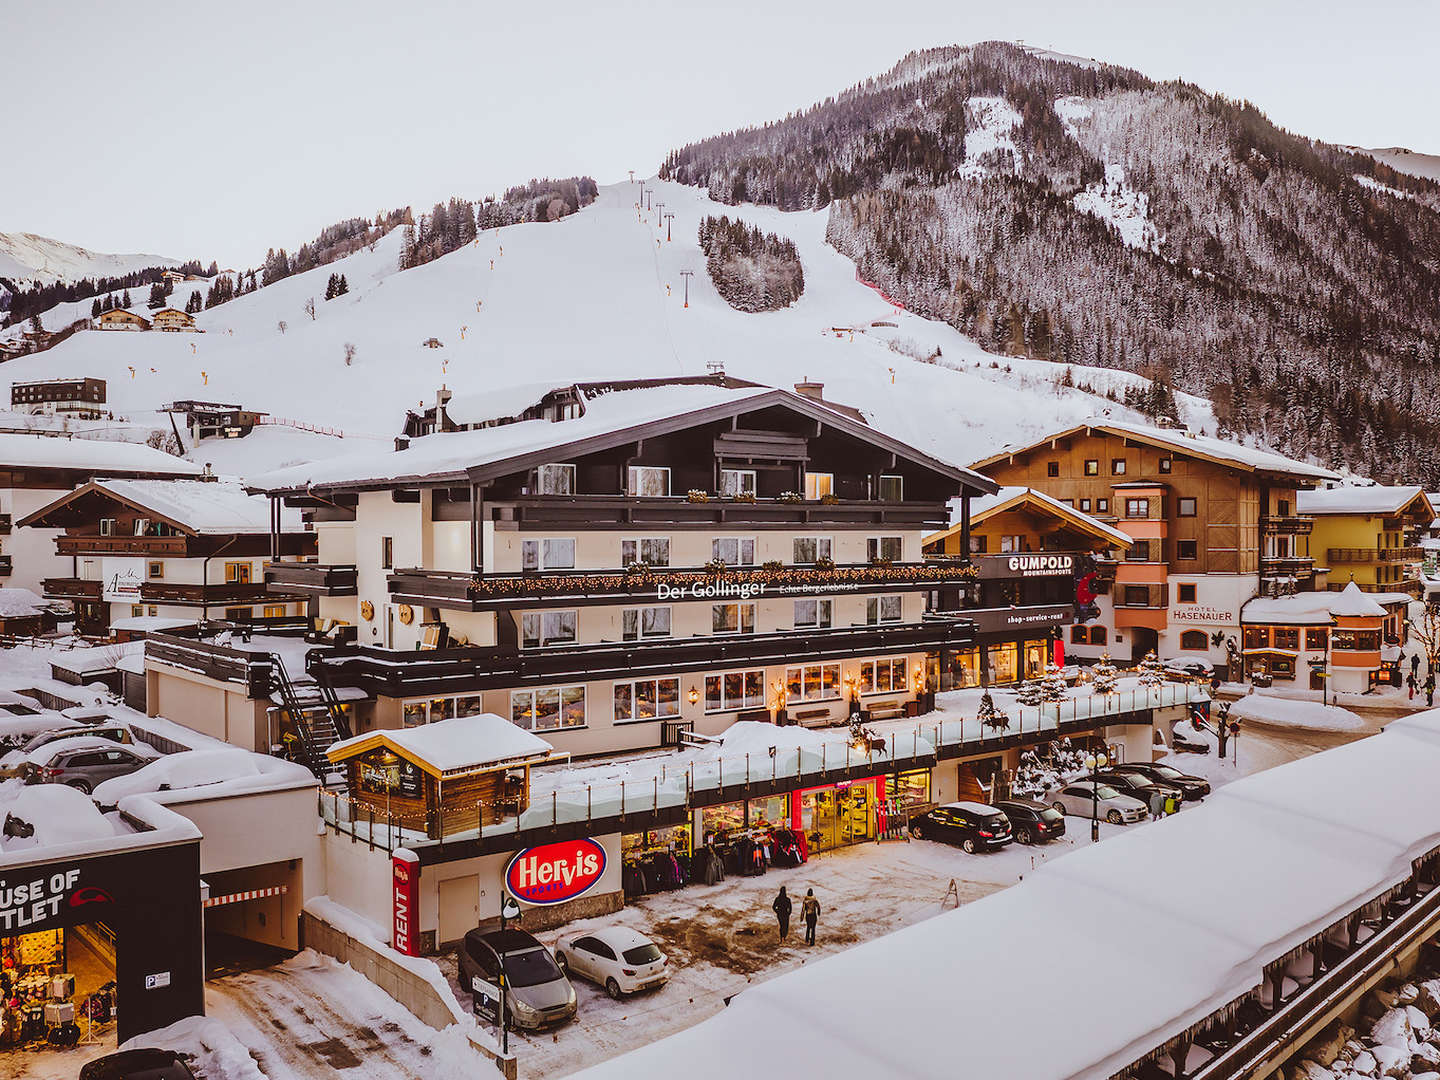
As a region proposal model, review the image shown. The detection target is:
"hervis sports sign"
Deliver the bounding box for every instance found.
[505,838,606,906]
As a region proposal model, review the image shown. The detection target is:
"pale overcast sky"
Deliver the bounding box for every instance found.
[5,0,1436,268]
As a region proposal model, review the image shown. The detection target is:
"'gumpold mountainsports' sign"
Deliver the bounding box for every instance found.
[974,554,1076,579]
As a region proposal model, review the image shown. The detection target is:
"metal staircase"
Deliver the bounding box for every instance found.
[269,654,352,782]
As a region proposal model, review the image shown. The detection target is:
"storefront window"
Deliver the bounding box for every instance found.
[455,694,485,717]
[1333,630,1381,651]
[944,648,981,690]
[1273,627,1299,650]
[785,663,841,704]
[885,769,931,805]
[430,697,456,722]
[402,700,427,727]
[747,795,791,830]
[614,677,681,723]
[1243,626,1269,650]
[859,657,907,694]
[700,802,745,843]
[1305,628,1328,651]
[623,823,692,859]
[802,783,875,853]
[511,685,586,730]
[989,642,1019,684]
[1024,640,1048,679]
[704,669,765,712]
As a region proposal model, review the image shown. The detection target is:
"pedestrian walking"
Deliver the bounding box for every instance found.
[1148,787,1167,819]
[1427,672,1436,708]
[1407,670,1417,700]
[1412,653,1422,678]
[772,885,792,939]
[802,888,821,946]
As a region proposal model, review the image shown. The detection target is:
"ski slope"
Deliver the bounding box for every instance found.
[0,181,1218,480]
[0,231,177,288]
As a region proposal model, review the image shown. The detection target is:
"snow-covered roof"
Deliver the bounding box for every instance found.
[48,640,142,676]
[1243,583,1387,624]
[439,381,575,426]
[570,706,1440,1080]
[25,478,299,534]
[927,485,1132,549]
[0,588,50,618]
[92,747,312,805]
[1297,485,1433,518]
[973,419,1340,482]
[109,615,197,632]
[253,383,992,494]
[326,713,554,776]
[0,433,202,477]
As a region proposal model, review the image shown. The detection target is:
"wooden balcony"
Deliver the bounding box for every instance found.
[140,582,281,606]
[0,514,11,535]
[306,617,979,698]
[1261,555,1316,579]
[265,561,358,596]
[1327,547,1425,563]
[0,555,10,577]
[388,560,982,612]
[487,495,950,530]
[1260,515,1314,535]
[42,577,102,600]
[57,535,189,556]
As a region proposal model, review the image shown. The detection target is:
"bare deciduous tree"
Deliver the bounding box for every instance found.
[1409,603,1440,669]
[304,298,316,321]
[343,342,357,366]
[277,320,287,335]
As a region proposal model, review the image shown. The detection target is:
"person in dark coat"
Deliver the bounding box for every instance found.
[1427,671,1436,708]
[1407,669,1418,700]
[1412,653,1422,679]
[772,886,792,939]
[802,888,821,946]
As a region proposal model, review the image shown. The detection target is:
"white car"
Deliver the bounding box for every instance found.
[554,926,668,999]
[1050,781,1148,825]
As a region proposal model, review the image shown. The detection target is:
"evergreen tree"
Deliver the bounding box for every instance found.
[1137,651,1166,689]
[90,298,101,318]
[148,282,167,309]
[1015,678,1043,707]
[120,289,131,308]
[1041,663,1067,703]
[336,274,348,296]
[1090,653,1118,695]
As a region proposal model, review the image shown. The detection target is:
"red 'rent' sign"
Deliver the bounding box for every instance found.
[392,850,420,955]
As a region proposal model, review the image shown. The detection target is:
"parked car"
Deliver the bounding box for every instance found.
[1169,721,1212,754]
[0,714,82,752]
[1109,761,1211,800]
[908,801,1013,852]
[994,798,1067,844]
[20,737,158,794]
[459,927,576,1029]
[1096,768,1185,811]
[554,926,668,999]
[80,1049,195,1080]
[1161,654,1214,679]
[1049,781,1148,824]
[0,723,134,775]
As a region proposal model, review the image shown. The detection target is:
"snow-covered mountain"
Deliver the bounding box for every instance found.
[0,180,1218,480]
[0,231,178,288]
[1346,146,1440,184]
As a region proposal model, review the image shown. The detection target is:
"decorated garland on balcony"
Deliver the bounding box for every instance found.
[464,560,979,599]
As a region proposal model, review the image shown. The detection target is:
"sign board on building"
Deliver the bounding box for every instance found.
[471,976,500,1023]
[965,604,1073,636]
[505,838,607,907]
[974,554,1076,580]
[392,850,420,956]
[101,558,145,603]
[145,972,171,990]
[1168,605,1235,625]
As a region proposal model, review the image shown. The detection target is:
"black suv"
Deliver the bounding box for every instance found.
[1109,762,1211,801]
[1097,768,1184,811]
[908,802,1013,853]
[994,798,1067,845]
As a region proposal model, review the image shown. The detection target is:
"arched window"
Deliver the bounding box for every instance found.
[1070,626,1088,644]
[1180,629,1208,651]
[1090,625,1107,645]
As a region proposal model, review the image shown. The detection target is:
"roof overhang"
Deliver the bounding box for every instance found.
[17,481,201,534]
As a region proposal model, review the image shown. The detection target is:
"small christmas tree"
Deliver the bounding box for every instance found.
[1015,677,1043,707]
[978,689,1009,731]
[1138,651,1166,689]
[1091,653,1118,695]
[1041,662,1067,703]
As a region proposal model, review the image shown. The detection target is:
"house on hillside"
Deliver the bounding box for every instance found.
[160,400,267,443]
[160,269,186,285]
[10,377,108,418]
[96,309,151,331]
[152,308,198,332]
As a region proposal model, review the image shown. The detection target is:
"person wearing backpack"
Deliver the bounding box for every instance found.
[802,888,821,946]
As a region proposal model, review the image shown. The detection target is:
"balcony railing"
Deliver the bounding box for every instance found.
[0,555,10,576]
[1260,555,1316,577]
[42,577,101,599]
[307,617,979,698]
[140,582,278,605]
[0,514,10,535]
[57,535,189,556]
[487,495,950,530]
[1327,547,1425,563]
[265,561,358,596]
[1260,515,1315,535]
[388,560,980,611]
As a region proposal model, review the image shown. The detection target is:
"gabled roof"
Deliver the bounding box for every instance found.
[0,433,201,478]
[326,713,554,778]
[924,486,1132,550]
[19,478,299,534]
[970,419,1340,483]
[1297,485,1434,520]
[96,308,150,324]
[253,382,998,497]
[1242,581,1387,624]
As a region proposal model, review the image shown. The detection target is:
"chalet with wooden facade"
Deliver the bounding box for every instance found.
[0,432,201,597]
[1297,486,1433,606]
[971,421,1340,676]
[160,400,268,444]
[240,375,1065,759]
[151,307,198,332]
[20,475,314,635]
[95,309,151,331]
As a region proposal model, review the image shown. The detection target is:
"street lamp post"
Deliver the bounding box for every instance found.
[498,893,521,1055]
[1084,750,1108,843]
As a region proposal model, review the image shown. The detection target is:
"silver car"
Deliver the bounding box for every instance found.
[459,928,576,1029]
[21,737,159,795]
[1050,781,1148,825]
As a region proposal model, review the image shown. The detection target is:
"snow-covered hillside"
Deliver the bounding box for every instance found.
[1347,146,1440,184]
[0,181,1218,480]
[0,231,177,288]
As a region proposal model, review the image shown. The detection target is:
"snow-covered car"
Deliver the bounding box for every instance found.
[1161,654,1214,679]
[20,736,159,794]
[554,926,668,999]
[0,714,82,752]
[0,722,134,775]
[80,1048,196,1080]
[1169,721,1212,754]
[1049,781,1148,824]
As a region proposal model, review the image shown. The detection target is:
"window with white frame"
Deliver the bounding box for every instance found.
[867,536,903,562]
[704,669,766,712]
[621,537,670,567]
[99,518,116,536]
[804,472,834,499]
[792,536,832,564]
[627,465,671,497]
[536,463,575,495]
[785,663,841,703]
[712,602,756,635]
[866,595,904,624]
[712,537,756,565]
[511,685,586,730]
[613,677,681,723]
[521,537,575,571]
[878,475,903,502]
[521,610,577,648]
[859,656,909,694]
[998,535,1025,553]
[719,468,757,496]
[793,598,833,628]
[622,606,671,640]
